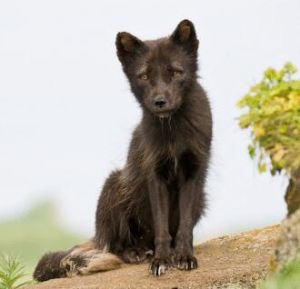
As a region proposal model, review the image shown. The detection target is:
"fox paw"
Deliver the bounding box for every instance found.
[174,254,198,270]
[149,257,171,276]
[122,247,153,264]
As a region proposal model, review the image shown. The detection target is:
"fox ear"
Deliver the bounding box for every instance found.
[116,32,145,65]
[171,20,198,56]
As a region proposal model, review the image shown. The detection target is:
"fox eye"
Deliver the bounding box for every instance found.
[139,74,148,80]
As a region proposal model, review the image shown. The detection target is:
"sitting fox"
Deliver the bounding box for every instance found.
[33,19,212,281]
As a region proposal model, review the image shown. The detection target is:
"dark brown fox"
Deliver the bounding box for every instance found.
[33,19,212,281]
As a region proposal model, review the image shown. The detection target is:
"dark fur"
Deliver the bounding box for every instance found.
[33,19,212,281]
[33,251,69,281]
[96,19,212,275]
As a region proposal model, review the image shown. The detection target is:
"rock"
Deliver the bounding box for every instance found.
[26,226,279,289]
[274,208,300,271]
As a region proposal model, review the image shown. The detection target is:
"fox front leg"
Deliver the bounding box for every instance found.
[148,175,172,276]
[174,178,201,270]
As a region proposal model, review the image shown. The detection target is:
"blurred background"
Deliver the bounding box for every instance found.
[0,0,300,274]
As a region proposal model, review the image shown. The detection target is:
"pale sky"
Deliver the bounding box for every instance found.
[0,0,300,241]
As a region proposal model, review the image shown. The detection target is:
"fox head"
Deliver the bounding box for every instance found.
[116,20,199,118]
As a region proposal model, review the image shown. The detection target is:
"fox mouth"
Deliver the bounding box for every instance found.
[157,111,172,118]
[152,108,173,118]
[150,104,179,119]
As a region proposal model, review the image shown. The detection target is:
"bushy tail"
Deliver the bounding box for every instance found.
[33,240,123,282]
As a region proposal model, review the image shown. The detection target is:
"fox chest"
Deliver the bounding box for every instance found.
[155,149,198,183]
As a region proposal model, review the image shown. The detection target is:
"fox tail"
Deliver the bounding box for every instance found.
[33,240,122,282]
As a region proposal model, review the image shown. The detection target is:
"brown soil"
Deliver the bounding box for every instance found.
[26,225,279,289]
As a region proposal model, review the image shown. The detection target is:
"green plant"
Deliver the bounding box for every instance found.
[259,258,300,289]
[237,63,300,215]
[0,255,33,289]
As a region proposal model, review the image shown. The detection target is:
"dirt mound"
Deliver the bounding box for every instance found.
[26,226,279,289]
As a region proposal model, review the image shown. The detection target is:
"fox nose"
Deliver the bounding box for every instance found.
[154,96,167,109]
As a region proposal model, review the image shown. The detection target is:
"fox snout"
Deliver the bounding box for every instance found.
[151,93,181,118]
[153,96,167,109]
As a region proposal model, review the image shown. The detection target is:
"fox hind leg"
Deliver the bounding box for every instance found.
[61,249,122,277]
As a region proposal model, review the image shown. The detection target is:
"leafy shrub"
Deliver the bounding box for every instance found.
[237,63,300,175]
[237,63,300,215]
